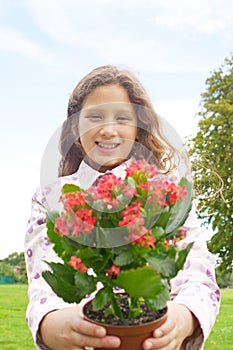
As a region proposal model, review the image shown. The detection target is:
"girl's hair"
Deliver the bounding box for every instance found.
[59,65,176,176]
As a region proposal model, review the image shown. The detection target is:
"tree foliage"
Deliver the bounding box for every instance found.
[0,262,14,276]
[0,252,28,283]
[189,53,233,273]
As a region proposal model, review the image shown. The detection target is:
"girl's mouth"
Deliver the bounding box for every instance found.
[95,141,120,150]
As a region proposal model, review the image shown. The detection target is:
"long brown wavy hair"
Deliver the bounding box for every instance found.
[59,65,177,177]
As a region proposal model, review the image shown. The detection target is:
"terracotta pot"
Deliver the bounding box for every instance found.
[83,300,167,350]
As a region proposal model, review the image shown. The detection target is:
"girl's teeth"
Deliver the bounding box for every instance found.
[98,143,118,149]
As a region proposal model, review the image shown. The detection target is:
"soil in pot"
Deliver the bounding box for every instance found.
[84,293,167,350]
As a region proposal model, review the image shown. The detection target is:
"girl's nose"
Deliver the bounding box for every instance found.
[99,123,118,137]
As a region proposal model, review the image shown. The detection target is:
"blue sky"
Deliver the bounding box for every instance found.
[1,0,233,259]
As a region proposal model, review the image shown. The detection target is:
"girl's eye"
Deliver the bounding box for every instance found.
[87,115,102,121]
[116,115,130,122]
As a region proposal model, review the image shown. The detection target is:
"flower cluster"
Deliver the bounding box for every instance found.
[43,160,193,319]
[68,256,88,273]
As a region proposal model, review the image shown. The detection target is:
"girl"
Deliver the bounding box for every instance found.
[25,65,220,350]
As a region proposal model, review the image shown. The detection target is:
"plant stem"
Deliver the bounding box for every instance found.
[111,293,123,319]
[128,297,142,319]
[96,227,108,248]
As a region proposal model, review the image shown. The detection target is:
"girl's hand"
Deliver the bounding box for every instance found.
[39,306,121,349]
[142,301,198,350]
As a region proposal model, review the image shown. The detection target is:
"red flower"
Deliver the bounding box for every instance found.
[68,256,88,273]
[87,174,123,209]
[133,231,156,249]
[125,160,159,179]
[106,264,120,278]
[118,202,143,226]
[54,214,69,236]
[62,191,86,212]
[75,208,96,226]
[70,212,95,236]
[177,226,188,240]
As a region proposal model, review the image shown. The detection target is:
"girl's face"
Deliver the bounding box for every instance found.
[78,84,137,171]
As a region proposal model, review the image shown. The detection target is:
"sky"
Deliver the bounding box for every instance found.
[0,0,233,259]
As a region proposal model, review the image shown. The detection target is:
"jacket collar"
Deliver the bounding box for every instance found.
[60,158,134,190]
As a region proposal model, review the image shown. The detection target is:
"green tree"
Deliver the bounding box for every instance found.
[0,261,14,276]
[0,252,28,283]
[189,53,233,274]
[4,252,25,266]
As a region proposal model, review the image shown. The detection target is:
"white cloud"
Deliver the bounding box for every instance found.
[0,28,54,63]
[146,0,233,35]
[20,0,232,74]
[23,0,88,46]
[22,0,233,40]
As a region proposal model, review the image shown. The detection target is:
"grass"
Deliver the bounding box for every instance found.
[0,284,35,350]
[204,288,233,349]
[0,285,232,349]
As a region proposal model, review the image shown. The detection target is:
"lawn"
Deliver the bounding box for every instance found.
[0,284,35,350]
[204,288,233,349]
[0,285,232,349]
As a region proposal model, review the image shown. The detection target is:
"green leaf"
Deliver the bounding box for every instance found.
[62,235,80,250]
[46,211,63,256]
[44,261,75,284]
[92,287,112,311]
[115,266,164,298]
[153,212,171,230]
[62,184,81,193]
[145,286,170,311]
[146,256,179,279]
[42,270,82,303]
[176,242,194,269]
[151,226,165,240]
[110,293,123,318]
[74,270,96,295]
[61,236,81,262]
[125,177,136,188]
[114,250,135,267]
[78,247,99,261]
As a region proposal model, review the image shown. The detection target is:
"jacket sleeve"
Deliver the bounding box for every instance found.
[24,187,73,349]
[170,206,220,349]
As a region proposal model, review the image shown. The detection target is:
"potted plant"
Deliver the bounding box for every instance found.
[42,160,193,350]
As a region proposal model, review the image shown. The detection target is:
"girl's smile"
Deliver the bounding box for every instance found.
[78,85,137,171]
[95,141,120,152]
